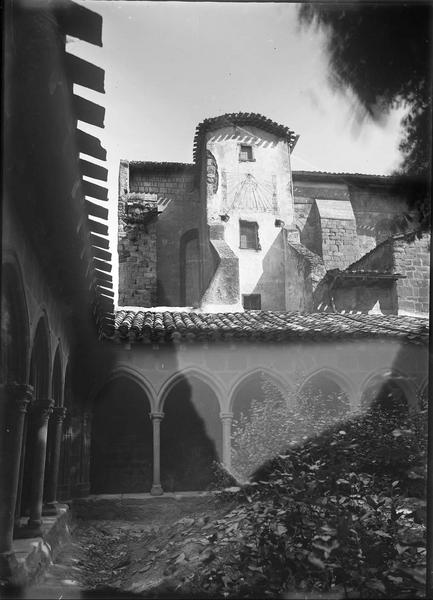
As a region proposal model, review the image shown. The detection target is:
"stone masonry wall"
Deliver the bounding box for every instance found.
[293,177,413,271]
[394,233,430,315]
[127,166,200,306]
[320,217,359,270]
[118,207,158,307]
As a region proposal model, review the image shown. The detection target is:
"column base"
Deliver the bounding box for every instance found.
[150,484,164,496]
[0,550,25,583]
[42,502,59,516]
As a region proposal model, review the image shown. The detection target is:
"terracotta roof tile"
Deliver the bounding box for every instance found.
[106,310,428,345]
[193,113,299,163]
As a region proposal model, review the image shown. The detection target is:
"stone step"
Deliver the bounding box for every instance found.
[72,492,218,522]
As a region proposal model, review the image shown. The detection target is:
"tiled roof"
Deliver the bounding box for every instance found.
[193,113,299,163]
[106,310,428,345]
[129,161,195,171]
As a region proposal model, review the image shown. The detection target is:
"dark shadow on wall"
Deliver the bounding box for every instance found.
[90,377,153,494]
[161,376,221,492]
[251,230,286,311]
[300,201,322,257]
[251,229,313,311]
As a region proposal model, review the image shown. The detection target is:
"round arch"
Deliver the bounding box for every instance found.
[19,314,51,518]
[90,374,154,493]
[1,261,30,384]
[179,228,200,306]
[94,365,158,412]
[51,344,63,406]
[299,368,356,405]
[157,367,225,413]
[229,367,291,413]
[360,368,417,412]
[159,368,223,491]
[58,361,73,501]
[297,368,354,420]
[29,314,51,398]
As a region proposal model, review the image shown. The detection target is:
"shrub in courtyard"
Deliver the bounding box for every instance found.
[231,374,348,481]
[190,390,427,598]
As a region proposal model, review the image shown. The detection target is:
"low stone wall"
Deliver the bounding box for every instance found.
[72,494,217,522]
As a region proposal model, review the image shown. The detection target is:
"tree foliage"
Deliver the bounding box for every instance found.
[191,399,428,598]
[298,3,432,178]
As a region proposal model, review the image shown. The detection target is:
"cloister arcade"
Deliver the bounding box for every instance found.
[1,259,74,548]
[1,261,429,511]
[89,334,428,493]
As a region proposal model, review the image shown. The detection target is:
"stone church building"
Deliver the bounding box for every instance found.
[0,0,429,587]
[106,113,430,496]
[118,114,429,317]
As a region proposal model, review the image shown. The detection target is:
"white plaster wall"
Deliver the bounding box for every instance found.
[205,126,294,307]
[108,338,428,414]
[206,126,293,224]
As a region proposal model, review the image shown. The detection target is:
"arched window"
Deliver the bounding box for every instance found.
[0,264,29,385]
[179,229,200,306]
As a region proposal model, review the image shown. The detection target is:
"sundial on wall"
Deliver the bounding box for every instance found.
[223,170,277,214]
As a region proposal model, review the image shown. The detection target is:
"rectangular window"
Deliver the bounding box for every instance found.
[239,144,254,162]
[242,294,261,310]
[239,220,259,249]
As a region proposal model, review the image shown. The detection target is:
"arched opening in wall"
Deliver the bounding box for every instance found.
[298,372,351,427]
[43,346,62,503]
[361,376,409,416]
[230,371,287,481]
[0,263,28,385]
[161,375,221,491]
[179,229,200,306]
[90,377,153,494]
[18,317,50,518]
[58,362,72,501]
[0,263,29,539]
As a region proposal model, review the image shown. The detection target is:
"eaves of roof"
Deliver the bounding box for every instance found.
[103,310,428,346]
[193,113,299,163]
[129,161,195,171]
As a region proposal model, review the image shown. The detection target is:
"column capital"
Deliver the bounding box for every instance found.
[220,411,234,420]
[33,398,55,420]
[52,406,67,422]
[149,411,164,421]
[6,382,34,413]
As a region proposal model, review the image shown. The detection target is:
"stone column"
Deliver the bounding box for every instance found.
[43,406,67,515]
[26,398,54,534]
[220,412,233,471]
[0,383,33,576]
[150,412,164,496]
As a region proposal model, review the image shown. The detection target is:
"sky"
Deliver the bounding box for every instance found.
[70,1,408,304]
